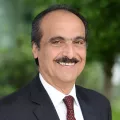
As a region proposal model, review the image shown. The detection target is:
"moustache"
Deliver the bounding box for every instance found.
[55,56,79,63]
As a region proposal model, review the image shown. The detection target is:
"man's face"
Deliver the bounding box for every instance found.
[32,10,86,87]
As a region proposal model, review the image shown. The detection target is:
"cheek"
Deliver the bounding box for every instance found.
[46,47,62,59]
[77,48,86,59]
[41,48,58,64]
[82,50,86,58]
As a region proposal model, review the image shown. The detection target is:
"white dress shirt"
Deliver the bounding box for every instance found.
[39,73,84,120]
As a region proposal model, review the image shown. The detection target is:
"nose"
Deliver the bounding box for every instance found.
[62,42,75,59]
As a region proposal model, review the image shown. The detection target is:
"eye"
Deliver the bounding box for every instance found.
[50,38,65,46]
[73,39,86,45]
[51,40,61,44]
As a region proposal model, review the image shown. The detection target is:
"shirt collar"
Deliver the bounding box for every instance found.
[39,73,79,107]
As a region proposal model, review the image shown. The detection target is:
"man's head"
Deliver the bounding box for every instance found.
[32,4,87,91]
[31,4,88,65]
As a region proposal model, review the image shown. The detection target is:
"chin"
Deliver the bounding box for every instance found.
[60,75,77,83]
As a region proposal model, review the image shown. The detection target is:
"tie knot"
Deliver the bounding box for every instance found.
[63,95,74,110]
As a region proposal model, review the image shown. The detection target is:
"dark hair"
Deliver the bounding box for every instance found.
[31,4,88,65]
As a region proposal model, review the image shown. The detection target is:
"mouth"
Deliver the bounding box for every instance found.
[57,62,76,66]
[55,57,79,66]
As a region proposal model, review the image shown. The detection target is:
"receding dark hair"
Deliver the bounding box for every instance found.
[31,4,88,65]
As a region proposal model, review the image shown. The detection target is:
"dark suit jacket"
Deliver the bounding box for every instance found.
[0,74,111,120]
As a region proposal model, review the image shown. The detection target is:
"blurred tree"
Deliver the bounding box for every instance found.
[0,35,37,89]
[85,1,120,99]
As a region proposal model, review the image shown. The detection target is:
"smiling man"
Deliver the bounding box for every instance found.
[32,9,86,94]
[0,4,111,120]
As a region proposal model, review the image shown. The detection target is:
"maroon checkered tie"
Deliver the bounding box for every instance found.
[63,95,76,120]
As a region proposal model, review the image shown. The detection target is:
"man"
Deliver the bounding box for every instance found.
[0,4,111,120]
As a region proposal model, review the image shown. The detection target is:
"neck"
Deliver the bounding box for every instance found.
[40,73,75,95]
[50,81,75,95]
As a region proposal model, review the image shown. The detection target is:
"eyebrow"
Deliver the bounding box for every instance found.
[74,36,85,41]
[49,36,65,42]
[49,36,86,42]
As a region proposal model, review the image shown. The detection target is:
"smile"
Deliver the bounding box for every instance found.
[55,56,79,66]
[57,62,76,66]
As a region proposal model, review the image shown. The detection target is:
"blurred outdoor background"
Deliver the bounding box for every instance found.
[0,0,120,119]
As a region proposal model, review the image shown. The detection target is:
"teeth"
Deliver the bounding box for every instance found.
[59,62,75,66]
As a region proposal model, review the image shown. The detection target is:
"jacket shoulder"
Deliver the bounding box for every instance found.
[76,85,110,105]
[0,82,32,109]
[0,82,33,119]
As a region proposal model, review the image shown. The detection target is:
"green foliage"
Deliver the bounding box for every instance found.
[112,110,120,120]
[0,85,15,97]
[0,35,37,89]
[112,98,120,120]
[85,1,120,62]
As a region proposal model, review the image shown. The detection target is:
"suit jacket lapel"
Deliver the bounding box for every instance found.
[76,86,100,120]
[30,74,60,120]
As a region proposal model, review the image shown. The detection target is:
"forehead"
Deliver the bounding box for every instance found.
[40,10,85,38]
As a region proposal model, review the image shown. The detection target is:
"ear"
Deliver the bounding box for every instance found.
[32,42,39,58]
